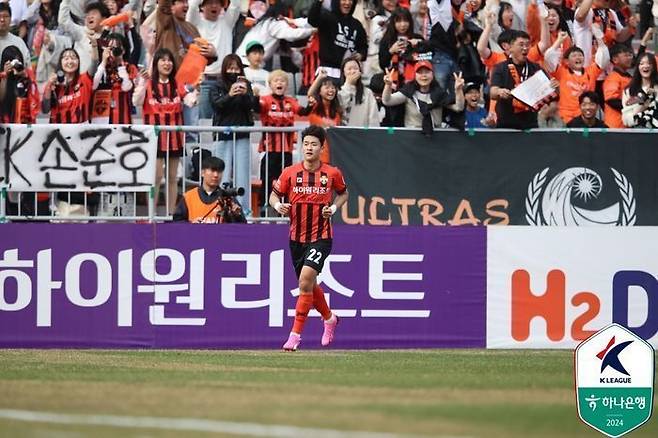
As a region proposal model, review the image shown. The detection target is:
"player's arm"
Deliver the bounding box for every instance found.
[269,191,291,216]
[322,190,348,218]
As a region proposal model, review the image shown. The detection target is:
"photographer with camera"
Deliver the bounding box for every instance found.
[0,46,39,124]
[622,53,658,128]
[92,32,138,124]
[173,156,246,223]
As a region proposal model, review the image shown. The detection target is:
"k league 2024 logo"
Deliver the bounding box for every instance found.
[575,324,654,437]
[525,167,636,226]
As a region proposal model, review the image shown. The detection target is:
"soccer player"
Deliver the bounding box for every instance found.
[269,125,349,351]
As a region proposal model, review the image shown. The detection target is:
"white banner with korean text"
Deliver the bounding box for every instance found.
[0,124,157,192]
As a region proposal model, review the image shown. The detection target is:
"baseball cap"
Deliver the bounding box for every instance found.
[414,60,433,73]
[464,82,480,93]
[245,41,265,54]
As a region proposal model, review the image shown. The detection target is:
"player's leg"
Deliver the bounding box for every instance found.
[305,240,338,346]
[283,242,312,351]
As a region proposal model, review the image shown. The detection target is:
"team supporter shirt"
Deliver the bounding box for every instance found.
[95,63,139,124]
[49,73,93,123]
[273,162,347,243]
[258,94,302,153]
[142,80,187,154]
[603,68,632,128]
[553,63,602,122]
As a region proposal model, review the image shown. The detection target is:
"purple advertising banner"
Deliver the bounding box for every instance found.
[0,224,486,349]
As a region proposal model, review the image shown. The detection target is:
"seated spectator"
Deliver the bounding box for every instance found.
[490,31,558,130]
[209,53,259,210]
[133,48,198,215]
[304,69,343,162]
[338,56,380,127]
[173,156,246,223]
[382,60,465,135]
[622,53,658,128]
[566,91,608,127]
[463,81,493,128]
[603,43,633,128]
[308,0,368,81]
[244,41,269,95]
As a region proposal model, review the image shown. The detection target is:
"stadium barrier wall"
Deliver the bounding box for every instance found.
[329,128,658,226]
[2,224,656,349]
[0,223,486,348]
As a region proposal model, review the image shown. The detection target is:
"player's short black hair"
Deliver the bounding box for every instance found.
[202,156,225,172]
[301,125,326,145]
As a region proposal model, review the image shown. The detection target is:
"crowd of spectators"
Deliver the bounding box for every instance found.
[1,0,658,216]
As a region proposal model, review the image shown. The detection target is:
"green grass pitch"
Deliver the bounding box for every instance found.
[0,349,655,438]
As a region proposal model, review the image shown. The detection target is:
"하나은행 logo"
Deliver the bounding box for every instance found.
[575,323,654,437]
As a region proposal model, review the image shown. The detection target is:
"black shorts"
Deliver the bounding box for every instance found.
[289,239,332,278]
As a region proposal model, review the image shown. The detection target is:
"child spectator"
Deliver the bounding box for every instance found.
[244,41,270,95]
[463,81,494,128]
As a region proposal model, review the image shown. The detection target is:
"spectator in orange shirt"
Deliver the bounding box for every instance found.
[603,44,633,128]
[544,30,609,122]
[303,70,343,163]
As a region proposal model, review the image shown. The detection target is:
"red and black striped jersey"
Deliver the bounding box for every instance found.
[94,62,138,124]
[258,94,301,153]
[142,80,187,153]
[49,73,93,124]
[273,162,347,243]
[302,34,320,89]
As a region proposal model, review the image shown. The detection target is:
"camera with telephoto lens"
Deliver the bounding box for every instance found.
[221,182,245,198]
[218,183,246,223]
[9,59,24,72]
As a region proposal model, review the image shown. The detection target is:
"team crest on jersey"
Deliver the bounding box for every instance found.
[320,175,328,186]
[284,103,292,111]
